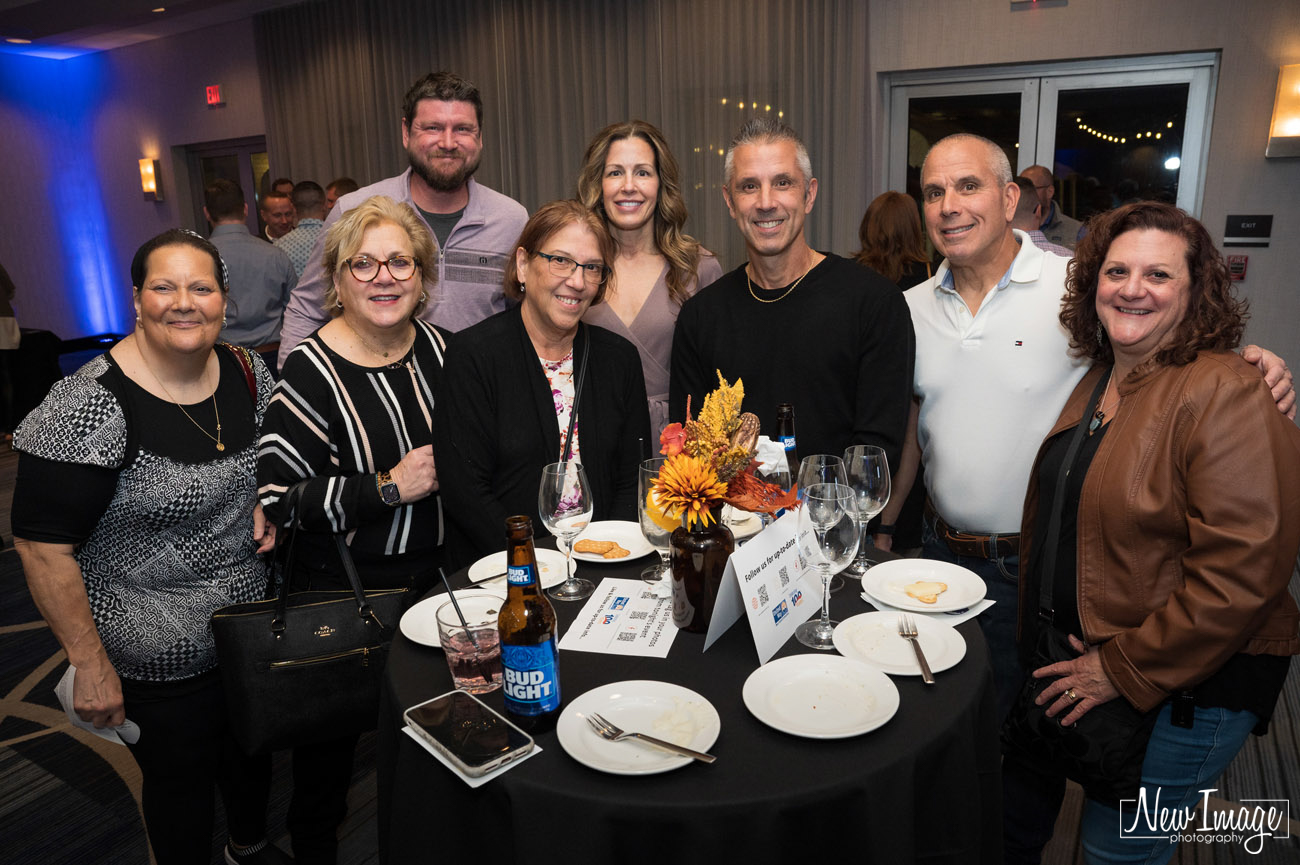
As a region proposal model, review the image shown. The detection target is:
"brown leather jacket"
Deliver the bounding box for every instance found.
[1020,353,1300,712]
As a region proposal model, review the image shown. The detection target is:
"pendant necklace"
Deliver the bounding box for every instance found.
[1089,372,1117,434]
[143,346,224,451]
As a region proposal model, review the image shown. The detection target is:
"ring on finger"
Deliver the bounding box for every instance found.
[1065,688,1079,703]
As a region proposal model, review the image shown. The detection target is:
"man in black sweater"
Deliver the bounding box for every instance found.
[669,118,914,470]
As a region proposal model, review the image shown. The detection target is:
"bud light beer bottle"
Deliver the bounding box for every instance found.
[498,515,561,731]
[775,403,798,474]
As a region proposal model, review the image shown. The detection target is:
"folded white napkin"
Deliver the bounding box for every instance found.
[55,665,141,745]
[754,436,790,475]
[858,591,995,628]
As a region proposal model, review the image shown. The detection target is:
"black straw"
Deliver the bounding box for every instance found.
[439,566,480,650]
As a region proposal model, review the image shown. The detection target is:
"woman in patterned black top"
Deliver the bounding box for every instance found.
[257,196,446,864]
[12,230,286,864]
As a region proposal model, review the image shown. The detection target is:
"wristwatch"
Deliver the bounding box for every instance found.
[377,470,401,506]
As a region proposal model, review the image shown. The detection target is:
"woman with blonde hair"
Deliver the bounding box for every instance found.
[576,120,722,433]
[258,194,447,863]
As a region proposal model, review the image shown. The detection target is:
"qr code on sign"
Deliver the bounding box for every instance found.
[778,565,790,587]
[616,632,637,642]
[757,584,769,606]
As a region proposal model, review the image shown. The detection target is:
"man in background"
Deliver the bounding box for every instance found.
[1020,164,1083,250]
[274,181,328,278]
[206,179,297,372]
[278,71,527,366]
[259,190,297,242]
[1011,177,1073,257]
[324,177,359,215]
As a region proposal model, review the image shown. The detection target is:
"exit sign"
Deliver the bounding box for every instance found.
[206,85,223,106]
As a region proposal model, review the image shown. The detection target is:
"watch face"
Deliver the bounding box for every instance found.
[381,482,401,506]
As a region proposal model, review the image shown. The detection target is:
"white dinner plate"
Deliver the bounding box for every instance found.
[556,681,720,775]
[832,611,967,676]
[859,559,987,613]
[742,654,899,739]
[467,548,569,590]
[399,587,508,649]
[723,507,763,540]
[563,521,655,563]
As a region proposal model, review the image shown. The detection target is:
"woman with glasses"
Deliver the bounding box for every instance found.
[256,195,446,864]
[434,200,650,569]
[576,120,722,435]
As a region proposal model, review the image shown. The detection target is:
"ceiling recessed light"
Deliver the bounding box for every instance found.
[5,37,33,44]
[153,7,166,12]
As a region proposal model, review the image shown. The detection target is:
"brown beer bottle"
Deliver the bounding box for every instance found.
[498,515,561,731]
[775,403,798,474]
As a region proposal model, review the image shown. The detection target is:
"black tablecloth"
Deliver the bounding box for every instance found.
[377,548,1002,865]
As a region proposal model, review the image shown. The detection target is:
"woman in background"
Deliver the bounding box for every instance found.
[853,190,932,289]
[577,120,722,434]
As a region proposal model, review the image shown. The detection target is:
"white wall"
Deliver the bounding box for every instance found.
[868,0,1300,363]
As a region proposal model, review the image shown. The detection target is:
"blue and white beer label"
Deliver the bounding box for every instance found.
[506,563,536,587]
[501,640,561,715]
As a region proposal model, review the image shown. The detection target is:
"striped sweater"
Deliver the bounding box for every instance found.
[257,320,448,587]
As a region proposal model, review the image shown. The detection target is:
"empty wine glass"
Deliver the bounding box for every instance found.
[538,461,595,601]
[843,445,891,576]
[797,454,849,592]
[638,458,674,598]
[795,482,859,650]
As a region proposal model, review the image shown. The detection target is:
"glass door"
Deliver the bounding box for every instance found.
[184,136,270,237]
[883,53,1217,220]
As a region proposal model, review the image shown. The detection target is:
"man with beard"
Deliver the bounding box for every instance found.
[277,71,527,364]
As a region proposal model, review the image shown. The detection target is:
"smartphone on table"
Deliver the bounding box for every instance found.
[404,690,534,777]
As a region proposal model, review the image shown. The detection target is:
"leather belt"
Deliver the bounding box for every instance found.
[924,500,1020,559]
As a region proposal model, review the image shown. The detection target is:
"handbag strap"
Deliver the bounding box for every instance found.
[560,325,590,463]
[270,482,383,634]
[1037,368,1112,623]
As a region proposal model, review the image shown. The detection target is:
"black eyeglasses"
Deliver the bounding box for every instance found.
[535,252,611,286]
[343,255,419,282]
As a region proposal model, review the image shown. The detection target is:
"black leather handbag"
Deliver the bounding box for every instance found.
[1000,369,1161,806]
[211,485,407,755]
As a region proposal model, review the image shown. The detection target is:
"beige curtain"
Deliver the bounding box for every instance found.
[255,0,872,268]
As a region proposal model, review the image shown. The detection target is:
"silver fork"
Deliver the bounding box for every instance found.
[585,713,716,763]
[898,614,936,685]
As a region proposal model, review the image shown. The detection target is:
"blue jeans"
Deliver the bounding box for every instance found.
[920,512,1022,725]
[1081,704,1258,864]
[1004,704,1259,864]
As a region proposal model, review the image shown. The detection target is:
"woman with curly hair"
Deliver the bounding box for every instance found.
[1003,201,1300,864]
[576,120,722,434]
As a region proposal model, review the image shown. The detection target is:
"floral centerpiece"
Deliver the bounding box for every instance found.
[651,372,799,528]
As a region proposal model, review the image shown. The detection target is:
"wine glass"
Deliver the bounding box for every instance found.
[795,482,859,650]
[797,455,849,591]
[758,464,793,529]
[843,445,891,576]
[638,458,674,598]
[538,460,595,601]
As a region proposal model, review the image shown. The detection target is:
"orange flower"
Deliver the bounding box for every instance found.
[652,454,728,529]
[660,422,687,457]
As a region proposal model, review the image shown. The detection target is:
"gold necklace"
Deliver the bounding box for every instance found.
[141,346,224,451]
[746,262,815,303]
[345,319,414,362]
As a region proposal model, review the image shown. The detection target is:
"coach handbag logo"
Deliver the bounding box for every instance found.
[315,624,336,638]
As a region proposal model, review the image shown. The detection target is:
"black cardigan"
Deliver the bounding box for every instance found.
[433,305,650,570]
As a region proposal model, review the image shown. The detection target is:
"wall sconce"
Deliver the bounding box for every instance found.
[1266,64,1300,158]
[139,158,163,200]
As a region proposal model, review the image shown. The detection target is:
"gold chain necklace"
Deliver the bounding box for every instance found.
[746,262,815,303]
[345,319,415,362]
[141,346,224,452]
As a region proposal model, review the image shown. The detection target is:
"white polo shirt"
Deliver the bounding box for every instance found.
[906,231,1086,534]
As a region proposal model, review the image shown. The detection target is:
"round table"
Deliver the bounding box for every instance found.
[377,546,1002,864]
